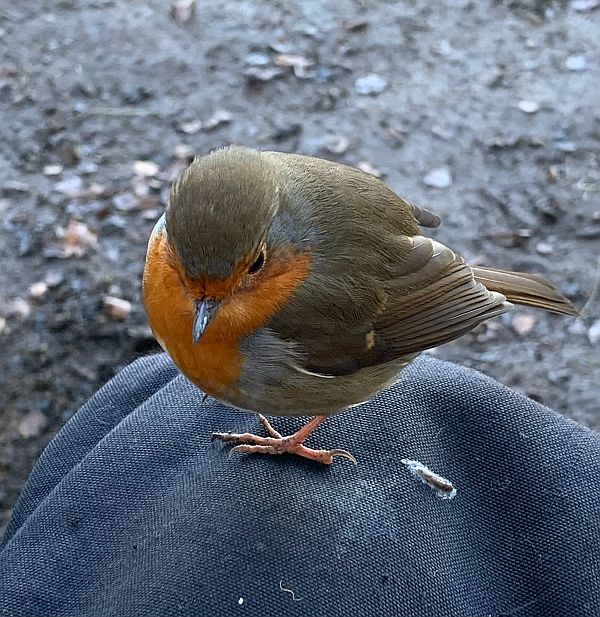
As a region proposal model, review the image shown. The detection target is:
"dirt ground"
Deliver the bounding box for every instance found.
[1,0,599,528]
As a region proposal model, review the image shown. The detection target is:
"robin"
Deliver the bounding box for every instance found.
[143,145,578,465]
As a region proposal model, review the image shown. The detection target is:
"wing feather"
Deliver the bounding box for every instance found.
[374,238,511,357]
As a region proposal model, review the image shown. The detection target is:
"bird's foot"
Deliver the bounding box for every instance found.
[211,414,356,465]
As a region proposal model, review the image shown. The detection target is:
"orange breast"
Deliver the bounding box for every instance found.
[142,230,311,401]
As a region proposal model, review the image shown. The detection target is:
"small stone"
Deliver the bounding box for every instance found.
[18,410,48,439]
[88,183,107,196]
[141,208,161,220]
[54,176,84,196]
[179,120,203,134]
[431,124,455,140]
[243,66,284,82]
[517,100,540,114]
[78,160,99,175]
[535,241,554,255]
[103,296,132,320]
[571,0,600,10]
[132,177,150,198]
[113,193,138,212]
[588,319,600,345]
[245,52,270,66]
[325,135,349,154]
[354,74,388,95]
[512,313,536,336]
[43,164,63,176]
[133,160,159,177]
[44,270,64,288]
[568,319,587,336]
[565,55,587,71]
[356,161,382,178]
[173,144,194,159]
[6,297,31,319]
[29,281,48,298]
[554,140,576,153]
[3,180,29,193]
[423,167,452,189]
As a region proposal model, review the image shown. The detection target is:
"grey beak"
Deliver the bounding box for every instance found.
[192,298,219,345]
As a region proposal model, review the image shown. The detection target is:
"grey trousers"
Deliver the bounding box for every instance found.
[1,353,599,616]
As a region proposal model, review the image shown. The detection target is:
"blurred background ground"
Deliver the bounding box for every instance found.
[0,0,599,528]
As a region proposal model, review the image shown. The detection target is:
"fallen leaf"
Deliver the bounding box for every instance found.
[171,0,196,24]
[488,134,544,149]
[274,54,313,77]
[547,165,560,183]
[342,18,368,31]
[202,109,232,130]
[178,110,232,134]
[136,195,160,210]
[56,219,98,257]
[512,313,536,336]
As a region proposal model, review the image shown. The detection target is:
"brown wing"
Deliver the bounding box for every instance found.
[292,236,511,376]
[371,237,511,357]
[470,266,579,316]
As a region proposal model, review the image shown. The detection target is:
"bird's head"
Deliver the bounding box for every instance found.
[147,146,311,345]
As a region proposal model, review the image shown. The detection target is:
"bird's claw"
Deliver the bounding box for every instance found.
[328,449,358,465]
[212,416,357,466]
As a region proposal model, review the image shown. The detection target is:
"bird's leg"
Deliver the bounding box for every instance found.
[211,414,356,465]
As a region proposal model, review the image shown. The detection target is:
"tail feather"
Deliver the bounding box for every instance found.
[471,266,579,316]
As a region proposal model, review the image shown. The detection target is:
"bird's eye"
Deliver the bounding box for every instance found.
[248,249,266,274]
